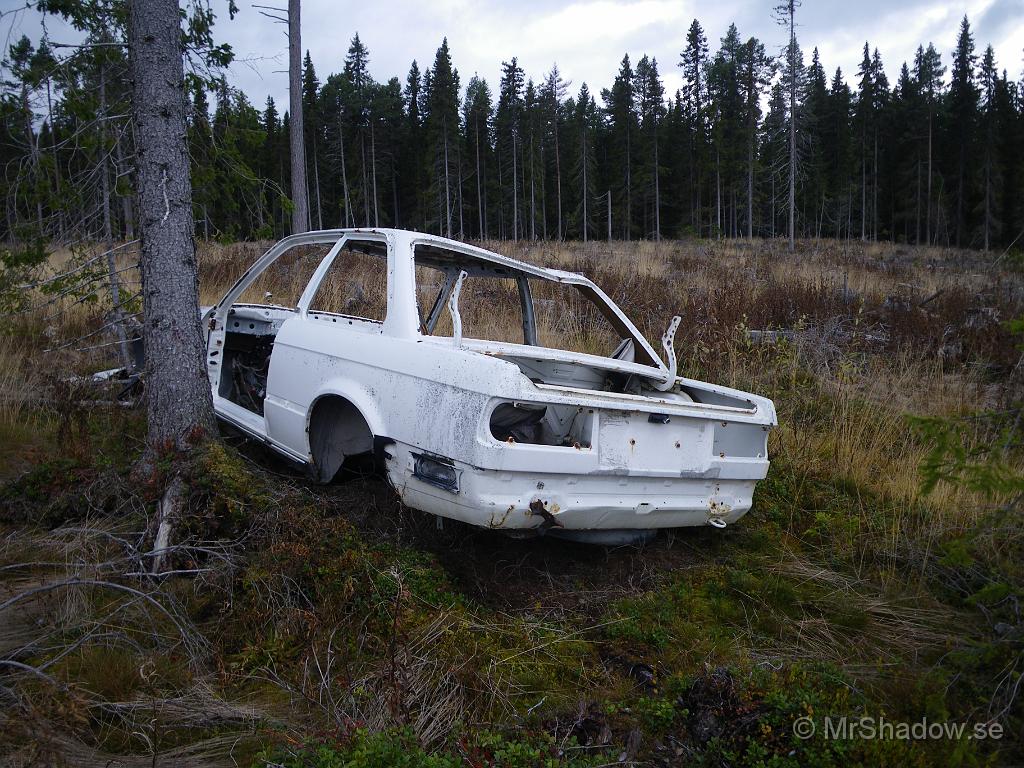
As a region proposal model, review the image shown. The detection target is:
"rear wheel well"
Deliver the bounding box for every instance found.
[308,395,374,483]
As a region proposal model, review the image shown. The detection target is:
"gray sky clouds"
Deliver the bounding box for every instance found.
[5,0,1024,106]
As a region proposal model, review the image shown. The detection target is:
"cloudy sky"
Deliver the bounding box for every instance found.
[5,0,1024,106]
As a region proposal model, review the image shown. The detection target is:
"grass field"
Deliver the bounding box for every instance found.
[1,236,1022,766]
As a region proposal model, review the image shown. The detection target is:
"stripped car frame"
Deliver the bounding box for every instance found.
[205,229,776,543]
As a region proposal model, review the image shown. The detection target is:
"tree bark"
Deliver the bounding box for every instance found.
[129,0,214,451]
[129,0,216,572]
[288,0,309,233]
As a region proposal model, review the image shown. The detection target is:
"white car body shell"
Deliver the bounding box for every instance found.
[204,229,776,541]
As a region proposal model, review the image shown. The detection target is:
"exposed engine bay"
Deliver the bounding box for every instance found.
[221,333,273,413]
[218,307,286,414]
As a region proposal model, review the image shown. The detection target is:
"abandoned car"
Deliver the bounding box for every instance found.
[204,229,776,542]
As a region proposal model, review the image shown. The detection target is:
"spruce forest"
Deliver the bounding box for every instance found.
[3,11,1023,249]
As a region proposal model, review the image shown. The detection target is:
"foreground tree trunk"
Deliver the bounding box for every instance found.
[129,0,216,570]
[288,0,309,234]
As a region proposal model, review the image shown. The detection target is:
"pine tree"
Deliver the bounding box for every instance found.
[540,66,569,240]
[775,0,802,250]
[760,82,788,237]
[302,51,323,229]
[464,76,494,238]
[707,26,744,238]
[947,16,979,246]
[913,43,945,244]
[422,39,461,237]
[978,45,999,251]
[495,58,525,240]
[802,48,830,238]
[400,60,424,229]
[824,68,853,238]
[679,20,709,235]
[634,56,665,239]
[603,54,636,239]
[568,83,599,241]
[739,37,772,238]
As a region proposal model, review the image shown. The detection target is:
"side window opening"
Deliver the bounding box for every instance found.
[308,239,388,324]
[233,243,330,309]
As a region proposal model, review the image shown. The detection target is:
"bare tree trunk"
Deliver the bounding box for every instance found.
[624,124,631,241]
[371,121,379,228]
[114,132,135,240]
[391,155,399,227]
[43,69,63,239]
[457,152,464,239]
[475,119,484,237]
[540,142,547,240]
[529,133,536,241]
[747,131,754,238]
[497,146,504,239]
[787,3,796,252]
[861,133,867,241]
[983,148,991,252]
[360,133,370,227]
[312,129,323,229]
[926,111,933,244]
[715,147,721,239]
[606,189,612,242]
[872,130,879,241]
[129,0,216,571]
[554,119,563,240]
[443,123,451,237]
[512,130,518,242]
[581,130,588,243]
[915,154,921,244]
[338,116,351,226]
[288,0,309,233]
[99,62,131,372]
[653,126,661,241]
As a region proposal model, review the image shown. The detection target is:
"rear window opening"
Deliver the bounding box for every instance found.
[412,243,657,365]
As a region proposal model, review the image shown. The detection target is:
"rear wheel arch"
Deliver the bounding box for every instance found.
[307,394,375,483]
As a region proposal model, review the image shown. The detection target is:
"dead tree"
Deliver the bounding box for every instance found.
[288,0,309,233]
[128,0,216,571]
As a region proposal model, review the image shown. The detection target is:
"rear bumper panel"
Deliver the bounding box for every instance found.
[387,440,763,531]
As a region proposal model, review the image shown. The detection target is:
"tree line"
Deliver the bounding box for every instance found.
[3,10,1023,250]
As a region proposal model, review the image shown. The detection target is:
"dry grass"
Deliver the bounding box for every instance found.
[5,235,1021,531]
[0,336,36,430]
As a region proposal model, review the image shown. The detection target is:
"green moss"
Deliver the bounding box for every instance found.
[261,728,609,768]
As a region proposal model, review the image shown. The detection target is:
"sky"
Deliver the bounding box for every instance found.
[4,0,1024,108]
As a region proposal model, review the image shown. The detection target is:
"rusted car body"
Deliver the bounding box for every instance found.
[204,229,776,542]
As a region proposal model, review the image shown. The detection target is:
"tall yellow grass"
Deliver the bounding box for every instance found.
[3,236,1019,543]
